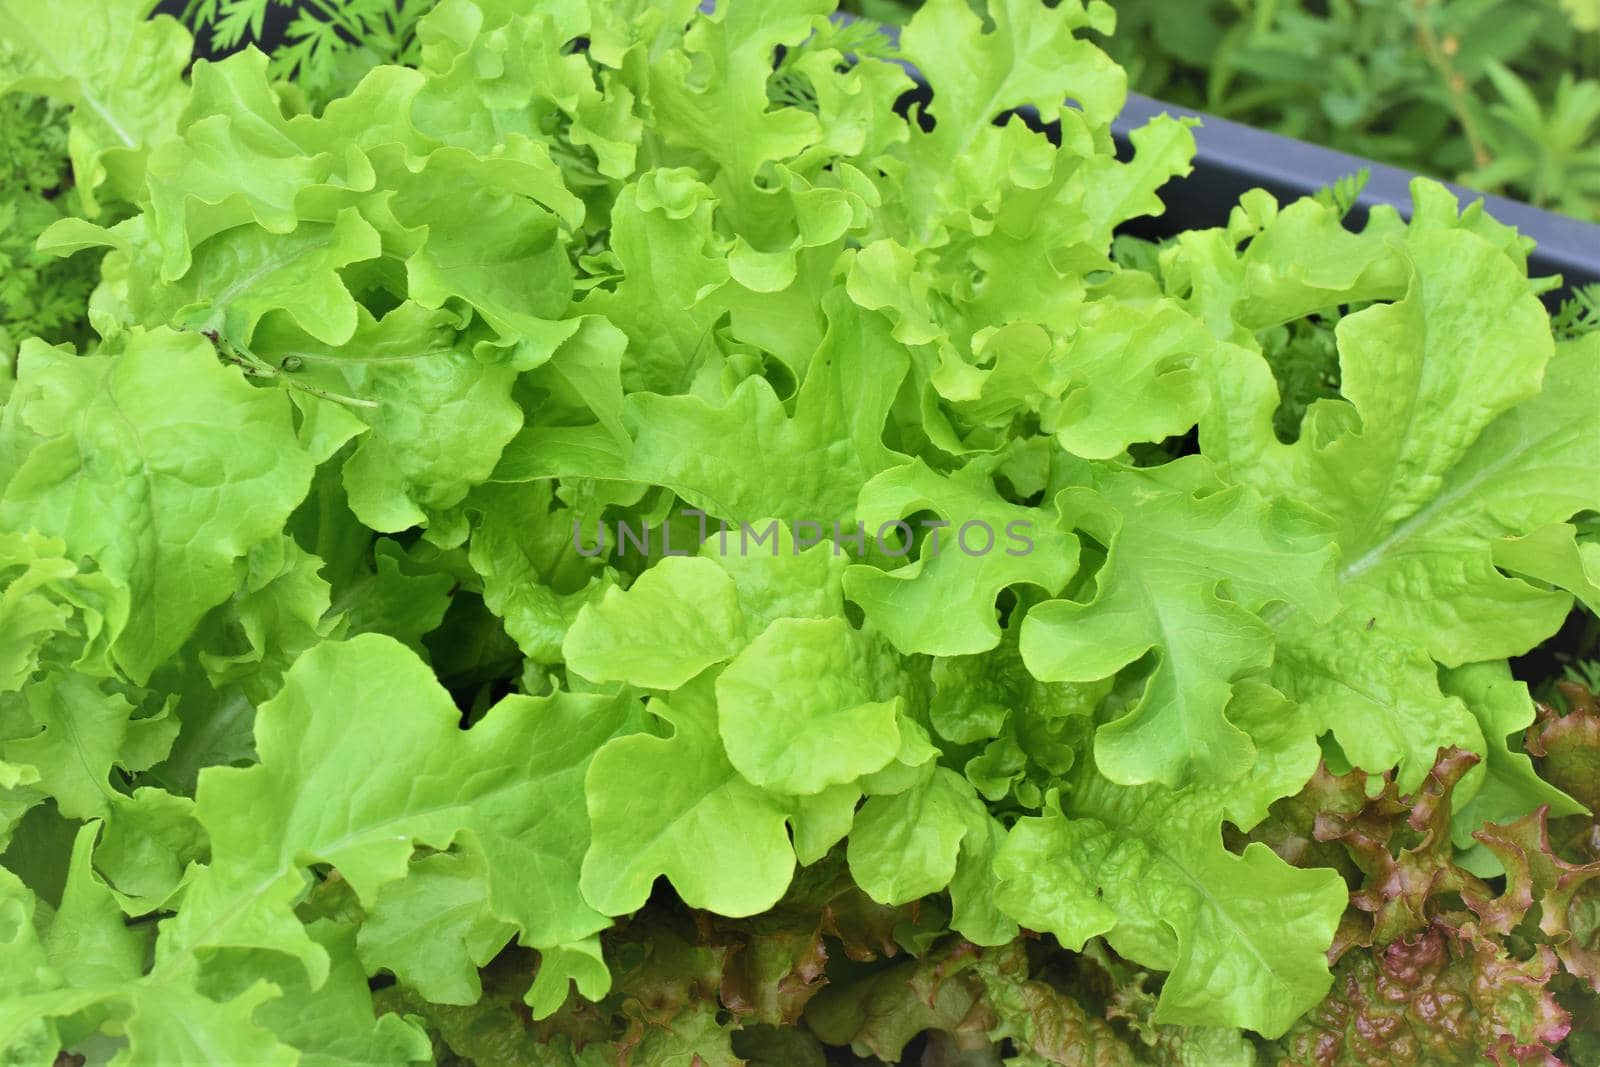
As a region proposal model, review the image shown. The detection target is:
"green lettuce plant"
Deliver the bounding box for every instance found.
[855,0,1600,221]
[2,0,1598,1062]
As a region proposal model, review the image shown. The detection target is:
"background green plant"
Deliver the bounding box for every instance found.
[176,0,433,104]
[0,93,98,360]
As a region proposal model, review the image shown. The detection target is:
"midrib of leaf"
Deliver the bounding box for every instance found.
[1264,415,1578,633]
[55,688,121,811]
[160,687,253,787]
[1119,530,1271,781]
[5,20,138,149]
[1135,570,1207,764]
[1336,328,1433,584]
[1153,834,1300,988]
[928,42,1025,165]
[207,237,335,313]
[1337,418,1573,584]
[99,369,165,670]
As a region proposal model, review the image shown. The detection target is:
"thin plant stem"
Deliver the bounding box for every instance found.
[1412,0,1494,171]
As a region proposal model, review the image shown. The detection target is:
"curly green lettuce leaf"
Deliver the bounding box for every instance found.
[1494,520,1600,619]
[559,522,919,804]
[412,0,638,180]
[0,822,312,1066]
[375,144,577,343]
[191,535,340,701]
[698,517,848,633]
[891,0,1124,242]
[1280,231,1568,661]
[993,759,1345,1037]
[570,169,732,396]
[1288,297,1594,790]
[0,530,120,689]
[647,0,831,201]
[1021,457,1337,789]
[505,292,909,527]
[579,675,799,917]
[64,206,384,349]
[0,329,318,682]
[333,537,456,654]
[563,555,745,690]
[356,840,516,1006]
[846,766,973,905]
[464,481,608,663]
[716,616,904,796]
[1041,289,1214,461]
[1,672,175,829]
[160,634,642,992]
[255,301,529,533]
[846,457,1080,657]
[1189,203,1594,789]
[929,622,1103,810]
[236,919,435,1066]
[140,50,375,282]
[1440,662,1585,853]
[144,530,351,802]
